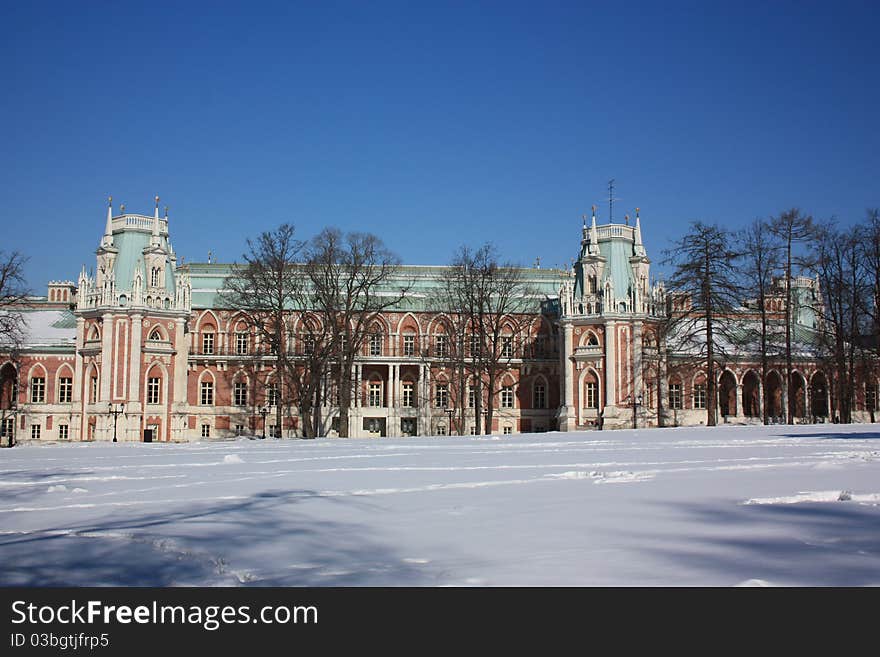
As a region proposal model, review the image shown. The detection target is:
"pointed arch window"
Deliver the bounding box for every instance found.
[149,329,163,341]
[150,267,160,287]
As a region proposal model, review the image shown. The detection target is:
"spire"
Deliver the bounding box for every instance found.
[151,195,161,245]
[589,205,599,256]
[634,207,646,257]
[101,196,114,248]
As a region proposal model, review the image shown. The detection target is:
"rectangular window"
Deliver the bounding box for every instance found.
[503,426,513,435]
[0,418,13,440]
[303,334,315,355]
[501,386,514,408]
[501,336,513,358]
[202,332,215,355]
[234,382,248,406]
[469,425,478,435]
[402,382,414,408]
[534,383,546,409]
[400,418,417,436]
[585,382,597,409]
[403,334,415,356]
[436,424,447,436]
[235,424,245,436]
[90,377,98,404]
[368,382,383,407]
[469,335,480,357]
[266,383,278,407]
[31,377,45,403]
[369,334,382,356]
[670,383,683,410]
[269,425,280,438]
[435,335,447,359]
[59,377,73,403]
[435,383,448,408]
[58,424,69,440]
[468,385,476,408]
[201,424,210,438]
[200,381,214,405]
[693,384,707,410]
[147,377,161,405]
[235,332,248,355]
[867,385,877,412]
[31,424,41,440]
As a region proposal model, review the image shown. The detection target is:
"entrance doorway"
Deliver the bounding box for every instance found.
[143,425,158,443]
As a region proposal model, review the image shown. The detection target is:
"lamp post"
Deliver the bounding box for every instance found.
[259,404,269,439]
[444,406,455,435]
[632,393,642,429]
[109,402,125,442]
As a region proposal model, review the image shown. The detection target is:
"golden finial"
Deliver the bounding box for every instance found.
[155,195,160,206]
[164,206,169,217]
[591,204,596,214]
[636,207,640,215]
[120,203,125,212]
[108,195,112,205]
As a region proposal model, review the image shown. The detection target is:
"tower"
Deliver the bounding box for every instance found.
[75,198,191,442]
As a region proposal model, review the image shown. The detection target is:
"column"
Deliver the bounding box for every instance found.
[355,363,362,407]
[736,383,744,419]
[605,321,617,408]
[128,314,143,404]
[562,323,574,409]
[100,313,113,401]
[173,318,188,440]
[633,321,643,426]
[73,317,85,441]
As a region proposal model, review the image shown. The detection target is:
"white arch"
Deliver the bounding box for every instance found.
[195,309,221,332]
[577,366,602,426]
[579,329,600,347]
[143,361,169,407]
[397,312,423,336]
[54,363,75,402]
[426,313,455,336]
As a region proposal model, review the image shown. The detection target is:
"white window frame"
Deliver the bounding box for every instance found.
[202,332,215,355]
[234,381,248,406]
[200,380,214,405]
[147,377,161,405]
[501,385,514,409]
[402,381,414,407]
[31,377,45,403]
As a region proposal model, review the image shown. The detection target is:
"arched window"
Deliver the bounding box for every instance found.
[149,328,162,341]
[151,267,160,287]
[533,381,546,409]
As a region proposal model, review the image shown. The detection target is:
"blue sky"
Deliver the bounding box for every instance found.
[1,1,877,289]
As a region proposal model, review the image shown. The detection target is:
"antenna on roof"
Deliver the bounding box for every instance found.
[607,179,621,224]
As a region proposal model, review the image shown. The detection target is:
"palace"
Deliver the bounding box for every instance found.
[0,198,871,443]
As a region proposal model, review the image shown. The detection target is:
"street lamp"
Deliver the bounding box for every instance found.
[632,393,643,429]
[444,406,455,435]
[109,402,125,442]
[259,404,269,439]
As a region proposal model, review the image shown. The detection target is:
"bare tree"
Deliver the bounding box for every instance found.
[739,219,782,424]
[663,222,742,426]
[305,229,407,438]
[0,251,30,350]
[0,251,29,447]
[769,208,815,423]
[439,244,538,435]
[813,222,863,423]
[221,225,305,437]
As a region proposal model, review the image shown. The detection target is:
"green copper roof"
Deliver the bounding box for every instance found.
[183,263,562,314]
[108,222,176,295]
[598,236,635,302]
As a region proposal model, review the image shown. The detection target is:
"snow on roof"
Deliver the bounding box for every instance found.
[19,309,77,349]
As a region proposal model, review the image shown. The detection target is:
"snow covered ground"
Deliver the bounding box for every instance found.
[1,423,878,586]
